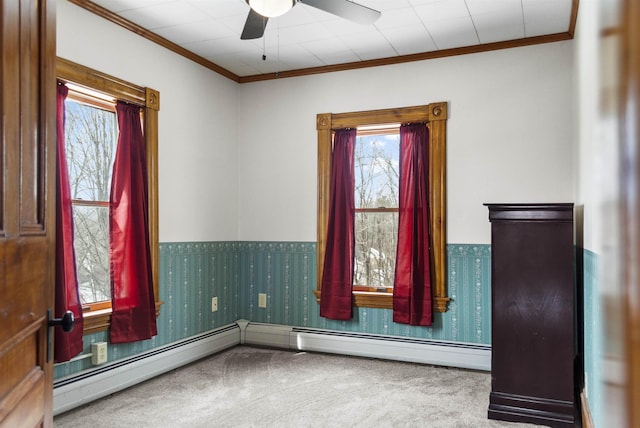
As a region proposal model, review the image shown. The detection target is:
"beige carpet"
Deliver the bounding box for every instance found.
[54,346,544,428]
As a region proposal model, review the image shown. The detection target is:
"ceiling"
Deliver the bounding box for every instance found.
[77,0,577,82]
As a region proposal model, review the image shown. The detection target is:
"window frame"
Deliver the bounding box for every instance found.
[57,57,162,334]
[65,93,115,310]
[314,103,449,311]
[352,127,399,293]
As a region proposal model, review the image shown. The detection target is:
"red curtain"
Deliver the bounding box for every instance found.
[109,101,157,343]
[393,123,433,326]
[54,82,84,362]
[320,128,356,320]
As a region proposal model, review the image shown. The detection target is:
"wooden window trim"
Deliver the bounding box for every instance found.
[314,103,450,312]
[57,57,162,335]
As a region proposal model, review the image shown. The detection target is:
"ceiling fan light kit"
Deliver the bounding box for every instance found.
[248,0,294,18]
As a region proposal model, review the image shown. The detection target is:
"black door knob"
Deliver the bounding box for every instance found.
[49,310,75,333]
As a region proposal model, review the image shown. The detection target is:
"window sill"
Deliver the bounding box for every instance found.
[82,301,163,335]
[353,291,392,308]
[312,290,392,309]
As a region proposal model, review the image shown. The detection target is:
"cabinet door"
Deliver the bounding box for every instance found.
[491,219,575,402]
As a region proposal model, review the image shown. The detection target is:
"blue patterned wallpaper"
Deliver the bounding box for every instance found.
[240,242,492,344]
[55,242,240,379]
[54,240,603,428]
[582,248,602,427]
[54,241,492,380]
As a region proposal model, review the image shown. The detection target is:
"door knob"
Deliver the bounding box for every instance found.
[48,309,75,332]
[47,309,76,362]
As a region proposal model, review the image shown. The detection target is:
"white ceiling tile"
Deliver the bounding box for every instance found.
[301,37,351,56]
[118,2,206,29]
[365,0,412,11]
[271,44,326,68]
[185,0,249,18]
[316,49,363,66]
[374,6,425,30]
[321,17,375,36]
[340,30,397,60]
[266,22,328,44]
[243,55,284,74]
[426,16,479,49]
[522,0,573,37]
[91,0,174,13]
[212,54,259,76]
[271,5,320,28]
[155,19,237,44]
[381,25,438,55]
[76,0,575,77]
[472,9,524,44]
[464,0,522,15]
[218,13,252,37]
[413,0,471,23]
[300,37,361,65]
[185,36,255,57]
[407,0,446,5]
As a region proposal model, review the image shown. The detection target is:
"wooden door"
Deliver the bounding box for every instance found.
[0,0,57,427]
[619,0,640,426]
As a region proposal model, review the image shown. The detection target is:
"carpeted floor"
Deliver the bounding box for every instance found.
[54,346,544,428]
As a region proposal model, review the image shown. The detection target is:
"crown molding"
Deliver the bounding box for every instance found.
[68,0,579,84]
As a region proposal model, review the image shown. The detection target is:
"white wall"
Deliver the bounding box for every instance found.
[238,41,575,243]
[573,1,623,425]
[57,0,240,243]
[58,0,576,245]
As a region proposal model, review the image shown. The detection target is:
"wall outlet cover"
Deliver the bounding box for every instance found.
[91,342,108,365]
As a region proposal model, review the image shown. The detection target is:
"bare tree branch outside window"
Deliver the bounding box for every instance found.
[64,99,117,305]
[353,133,399,289]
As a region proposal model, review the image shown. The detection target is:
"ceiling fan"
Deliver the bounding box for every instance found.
[241,0,381,40]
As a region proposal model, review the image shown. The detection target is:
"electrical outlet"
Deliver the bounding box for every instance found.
[211,297,218,312]
[258,293,267,308]
[91,342,108,365]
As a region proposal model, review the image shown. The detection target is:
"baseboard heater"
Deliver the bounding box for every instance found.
[53,324,239,416]
[244,323,491,371]
[54,321,491,416]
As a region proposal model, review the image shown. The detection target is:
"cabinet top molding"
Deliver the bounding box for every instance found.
[484,203,574,222]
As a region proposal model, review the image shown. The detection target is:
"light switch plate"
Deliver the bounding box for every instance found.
[258,293,267,308]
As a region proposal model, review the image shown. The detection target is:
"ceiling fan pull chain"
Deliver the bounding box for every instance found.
[276,18,280,77]
[262,33,266,60]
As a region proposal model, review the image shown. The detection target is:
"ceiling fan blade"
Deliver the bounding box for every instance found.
[241,8,268,40]
[300,0,381,25]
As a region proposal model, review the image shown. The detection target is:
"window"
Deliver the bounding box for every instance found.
[65,93,117,308]
[315,103,449,311]
[353,130,399,293]
[57,57,161,334]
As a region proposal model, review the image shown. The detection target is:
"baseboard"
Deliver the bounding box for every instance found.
[488,391,575,427]
[53,324,239,416]
[244,322,292,348]
[243,323,491,371]
[581,389,595,428]
[54,321,492,416]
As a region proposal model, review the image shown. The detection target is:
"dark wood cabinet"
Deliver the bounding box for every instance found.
[485,203,580,427]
